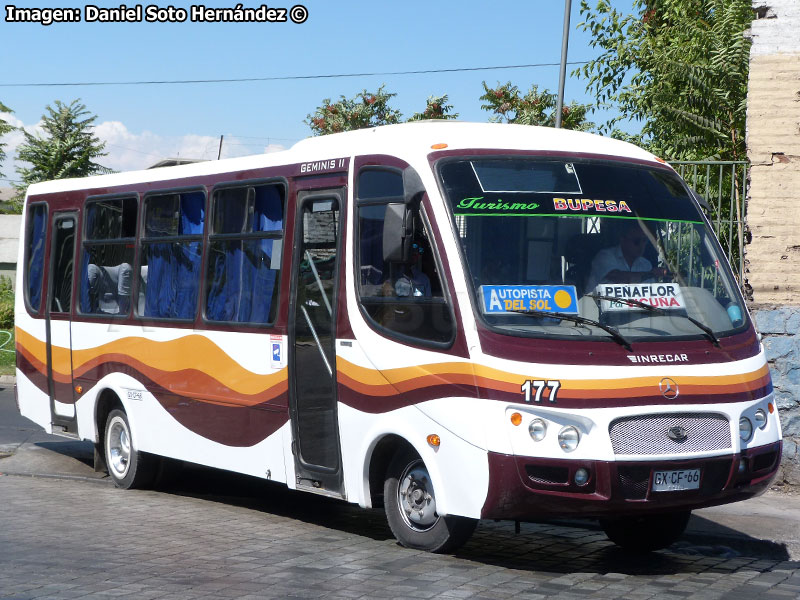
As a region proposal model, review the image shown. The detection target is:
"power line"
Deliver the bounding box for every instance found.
[0,61,590,88]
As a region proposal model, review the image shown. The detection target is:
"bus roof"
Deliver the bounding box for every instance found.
[24,121,662,196]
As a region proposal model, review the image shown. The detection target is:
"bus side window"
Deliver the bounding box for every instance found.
[25,203,48,313]
[138,190,205,320]
[205,183,284,324]
[356,167,454,345]
[79,197,137,316]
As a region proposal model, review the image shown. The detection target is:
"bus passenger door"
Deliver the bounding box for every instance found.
[289,189,345,496]
[45,212,78,435]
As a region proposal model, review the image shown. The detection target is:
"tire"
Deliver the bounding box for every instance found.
[384,448,477,553]
[104,409,157,489]
[600,511,691,552]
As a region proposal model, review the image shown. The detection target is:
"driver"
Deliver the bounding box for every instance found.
[585,222,667,291]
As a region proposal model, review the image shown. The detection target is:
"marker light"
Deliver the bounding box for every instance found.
[426,434,441,447]
[74,385,83,394]
[739,417,753,442]
[768,402,775,414]
[558,426,580,452]
[574,468,590,486]
[754,409,768,429]
[528,419,547,442]
[431,143,448,149]
[510,412,522,426]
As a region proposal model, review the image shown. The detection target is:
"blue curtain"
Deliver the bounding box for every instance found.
[27,206,47,311]
[143,192,205,319]
[206,186,282,323]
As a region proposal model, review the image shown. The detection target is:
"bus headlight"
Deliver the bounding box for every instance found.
[739,417,753,442]
[558,426,580,452]
[754,409,767,429]
[528,419,547,442]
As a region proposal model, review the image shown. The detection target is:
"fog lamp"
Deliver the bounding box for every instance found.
[528,418,547,442]
[558,426,580,452]
[754,409,767,429]
[574,468,590,486]
[739,417,753,442]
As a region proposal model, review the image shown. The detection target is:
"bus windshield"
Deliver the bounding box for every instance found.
[438,157,747,341]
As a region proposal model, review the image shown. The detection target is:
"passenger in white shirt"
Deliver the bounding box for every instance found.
[585,223,666,292]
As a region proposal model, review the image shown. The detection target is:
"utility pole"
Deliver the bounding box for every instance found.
[217,135,224,160]
[555,0,572,129]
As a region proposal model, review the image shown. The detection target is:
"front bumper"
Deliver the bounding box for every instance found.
[481,441,782,519]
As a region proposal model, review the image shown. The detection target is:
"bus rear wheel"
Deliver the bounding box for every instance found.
[600,511,691,552]
[383,449,476,553]
[104,409,157,489]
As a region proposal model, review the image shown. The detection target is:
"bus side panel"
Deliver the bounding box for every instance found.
[66,322,292,482]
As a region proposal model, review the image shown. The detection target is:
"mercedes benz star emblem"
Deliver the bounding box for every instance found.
[659,377,680,399]
[667,425,688,442]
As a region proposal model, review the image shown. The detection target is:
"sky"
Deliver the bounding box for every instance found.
[0,0,637,180]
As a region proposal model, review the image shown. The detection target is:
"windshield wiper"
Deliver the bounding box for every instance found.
[509,309,633,352]
[587,293,720,347]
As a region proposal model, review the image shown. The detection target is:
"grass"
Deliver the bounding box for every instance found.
[0,329,15,376]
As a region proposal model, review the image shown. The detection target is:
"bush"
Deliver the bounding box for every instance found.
[0,301,12,330]
[0,275,14,330]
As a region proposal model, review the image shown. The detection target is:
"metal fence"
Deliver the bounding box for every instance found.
[671,161,749,290]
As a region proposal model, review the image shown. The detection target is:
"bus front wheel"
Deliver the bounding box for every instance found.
[600,511,691,552]
[104,409,157,489]
[383,448,476,553]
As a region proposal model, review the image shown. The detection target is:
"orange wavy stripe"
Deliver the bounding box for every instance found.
[17,327,285,395]
[337,357,771,398]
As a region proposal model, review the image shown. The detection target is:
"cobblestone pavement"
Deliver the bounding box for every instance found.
[0,471,798,600]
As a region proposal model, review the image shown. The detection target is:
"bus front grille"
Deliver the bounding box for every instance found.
[609,413,731,456]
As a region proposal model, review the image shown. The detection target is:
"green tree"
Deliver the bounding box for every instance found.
[577,0,752,161]
[0,101,14,179]
[407,94,459,121]
[306,85,402,135]
[13,99,109,209]
[480,81,594,131]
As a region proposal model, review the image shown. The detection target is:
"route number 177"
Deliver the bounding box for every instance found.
[521,380,561,403]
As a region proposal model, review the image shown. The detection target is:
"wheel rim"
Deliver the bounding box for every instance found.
[107,417,131,479]
[397,459,439,532]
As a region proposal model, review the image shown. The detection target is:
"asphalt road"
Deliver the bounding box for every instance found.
[1,386,800,599]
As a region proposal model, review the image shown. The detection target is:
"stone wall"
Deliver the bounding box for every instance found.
[746,0,800,484]
[755,308,800,484]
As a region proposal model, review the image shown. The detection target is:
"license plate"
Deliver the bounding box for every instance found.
[652,469,701,492]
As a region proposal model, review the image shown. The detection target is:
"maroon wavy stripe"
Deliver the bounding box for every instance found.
[17,352,289,447]
[337,380,774,412]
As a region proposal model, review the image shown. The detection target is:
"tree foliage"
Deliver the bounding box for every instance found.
[13,99,108,208]
[577,0,752,161]
[306,85,403,135]
[407,94,459,122]
[0,100,14,179]
[479,81,594,131]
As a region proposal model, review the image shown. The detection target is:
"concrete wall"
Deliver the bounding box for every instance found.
[746,0,800,484]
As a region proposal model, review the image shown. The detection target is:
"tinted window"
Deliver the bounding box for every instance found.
[79,196,137,316]
[206,183,284,324]
[357,169,403,200]
[25,204,47,312]
[139,191,205,320]
[356,168,453,344]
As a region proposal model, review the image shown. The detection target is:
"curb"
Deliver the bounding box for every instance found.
[0,375,14,384]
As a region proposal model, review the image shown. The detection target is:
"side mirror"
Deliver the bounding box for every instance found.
[382,203,412,262]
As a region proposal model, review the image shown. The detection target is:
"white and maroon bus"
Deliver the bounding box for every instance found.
[15,122,781,552]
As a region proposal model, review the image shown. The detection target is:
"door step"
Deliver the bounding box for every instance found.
[296,479,346,500]
[50,424,80,439]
